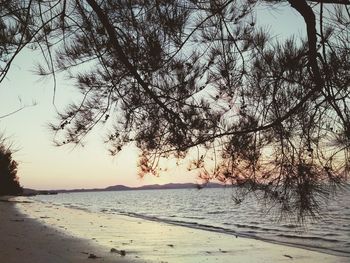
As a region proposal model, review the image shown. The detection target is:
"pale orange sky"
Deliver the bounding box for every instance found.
[0,51,201,190]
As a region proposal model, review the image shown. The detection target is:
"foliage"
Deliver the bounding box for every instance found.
[0,136,22,196]
[0,0,349,220]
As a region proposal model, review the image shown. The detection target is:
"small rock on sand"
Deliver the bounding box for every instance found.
[88,253,99,259]
[110,248,126,256]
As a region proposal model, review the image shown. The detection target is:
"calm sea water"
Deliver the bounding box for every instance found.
[31,187,350,257]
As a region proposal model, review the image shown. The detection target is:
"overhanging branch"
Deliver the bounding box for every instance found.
[85,0,187,132]
[288,0,324,90]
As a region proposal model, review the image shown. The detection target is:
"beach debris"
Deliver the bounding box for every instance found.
[88,253,99,259]
[167,244,174,248]
[284,254,293,259]
[110,248,126,256]
[219,249,227,253]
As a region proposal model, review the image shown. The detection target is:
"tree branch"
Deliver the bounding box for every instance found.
[85,0,187,132]
[0,101,37,119]
[288,0,324,91]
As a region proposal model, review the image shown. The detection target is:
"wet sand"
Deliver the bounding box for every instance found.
[8,196,349,263]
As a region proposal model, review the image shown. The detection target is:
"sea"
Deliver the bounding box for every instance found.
[29,186,350,257]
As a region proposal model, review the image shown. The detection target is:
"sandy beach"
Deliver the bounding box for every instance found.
[0,198,138,263]
[0,196,346,263]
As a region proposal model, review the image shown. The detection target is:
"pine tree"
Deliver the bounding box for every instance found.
[0,0,348,219]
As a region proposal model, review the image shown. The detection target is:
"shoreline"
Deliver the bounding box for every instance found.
[111,210,349,258]
[25,187,350,258]
[9,196,349,263]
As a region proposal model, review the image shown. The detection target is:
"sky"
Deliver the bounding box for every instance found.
[0,3,305,190]
[0,50,205,190]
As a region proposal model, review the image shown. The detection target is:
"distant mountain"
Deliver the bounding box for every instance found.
[104,185,133,191]
[106,182,224,191]
[24,182,225,195]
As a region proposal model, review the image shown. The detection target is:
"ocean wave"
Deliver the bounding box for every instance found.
[276,233,341,243]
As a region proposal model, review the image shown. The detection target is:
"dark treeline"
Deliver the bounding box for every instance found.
[0,136,22,196]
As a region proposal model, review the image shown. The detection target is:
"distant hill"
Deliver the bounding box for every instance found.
[104,185,132,191]
[106,182,224,191]
[24,182,225,195]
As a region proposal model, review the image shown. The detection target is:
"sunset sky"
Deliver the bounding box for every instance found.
[0,4,304,190]
[0,46,208,190]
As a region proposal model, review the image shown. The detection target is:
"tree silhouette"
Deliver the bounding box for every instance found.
[0,0,348,219]
[0,136,22,196]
